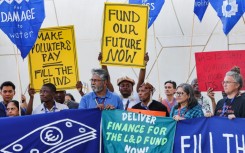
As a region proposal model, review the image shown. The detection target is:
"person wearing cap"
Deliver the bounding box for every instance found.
[98,52,149,110]
[117,76,140,110]
[79,68,123,110]
[132,82,169,116]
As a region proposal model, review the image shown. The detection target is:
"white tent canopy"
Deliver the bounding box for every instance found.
[0,0,245,108]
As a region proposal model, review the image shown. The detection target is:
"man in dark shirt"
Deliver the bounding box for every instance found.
[132,82,169,117]
[55,90,79,109]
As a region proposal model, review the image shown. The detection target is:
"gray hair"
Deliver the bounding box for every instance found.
[226,66,243,90]
[190,78,197,86]
[91,68,109,81]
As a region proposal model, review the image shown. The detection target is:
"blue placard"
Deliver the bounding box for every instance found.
[0,0,45,58]
[194,0,209,21]
[209,0,244,35]
[174,117,245,153]
[129,0,165,28]
[0,109,101,153]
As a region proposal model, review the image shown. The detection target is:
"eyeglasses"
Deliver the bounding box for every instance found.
[90,79,103,83]
[222,81,237,85]
[175,92,186,97]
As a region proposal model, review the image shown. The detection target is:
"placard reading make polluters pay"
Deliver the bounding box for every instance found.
[28,25,79,91]
[101,3,148,68]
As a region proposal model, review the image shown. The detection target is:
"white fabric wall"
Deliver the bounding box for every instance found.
[0,0,245,108]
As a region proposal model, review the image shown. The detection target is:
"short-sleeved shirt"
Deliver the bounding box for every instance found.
[32,101,68,115]
[170,104,204,119]
[215,95,245,117]
[79,89,123,109]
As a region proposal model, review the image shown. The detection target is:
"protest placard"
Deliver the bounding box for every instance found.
[0,109,101,153]
[101,3,148,68]
[102,110,176,153]
[174,117,245,153]
[28,25,79,91]
[0,0,45,58]
[195,50,245,91]
[127,108,166,117]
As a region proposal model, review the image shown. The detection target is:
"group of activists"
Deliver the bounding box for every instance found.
[1,53,245,121]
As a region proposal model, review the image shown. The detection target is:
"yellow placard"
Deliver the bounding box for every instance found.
[28,25,79,91]
[101,3,148,68]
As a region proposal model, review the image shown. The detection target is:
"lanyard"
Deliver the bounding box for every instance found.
[44,102,57,114]
[125,100,130,110]
[220,97,235,117]
[95,97,106,105]
[141,103,148,110]
[178,107,188,117]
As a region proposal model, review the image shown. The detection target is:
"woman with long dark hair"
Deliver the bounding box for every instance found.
[170,83,203,121]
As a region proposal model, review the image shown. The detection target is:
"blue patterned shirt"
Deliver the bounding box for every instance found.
[170,104,204,119]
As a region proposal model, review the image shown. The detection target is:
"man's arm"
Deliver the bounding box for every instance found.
[26,84,36,115]
[76,81,85,96]
[207,87,216,114]
[20,94,28,110]
[136,52,149,92]
[98,52,114,92]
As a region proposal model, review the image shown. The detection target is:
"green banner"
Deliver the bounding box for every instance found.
[102,110,176,153]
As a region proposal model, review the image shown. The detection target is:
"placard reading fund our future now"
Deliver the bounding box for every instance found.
[28,25,79,91]
[101,3,148,68]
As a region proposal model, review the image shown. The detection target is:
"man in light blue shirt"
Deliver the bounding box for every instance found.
[79,68,123,110]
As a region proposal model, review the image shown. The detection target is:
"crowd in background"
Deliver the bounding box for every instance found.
[1,54,245,120]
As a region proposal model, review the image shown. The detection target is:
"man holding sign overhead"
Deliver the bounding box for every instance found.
[98,52,149,110]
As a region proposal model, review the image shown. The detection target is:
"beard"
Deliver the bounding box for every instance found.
[92,85,104,92]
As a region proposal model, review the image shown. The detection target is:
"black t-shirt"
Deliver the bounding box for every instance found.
[215,95,245,118]
[132,100,169,117]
